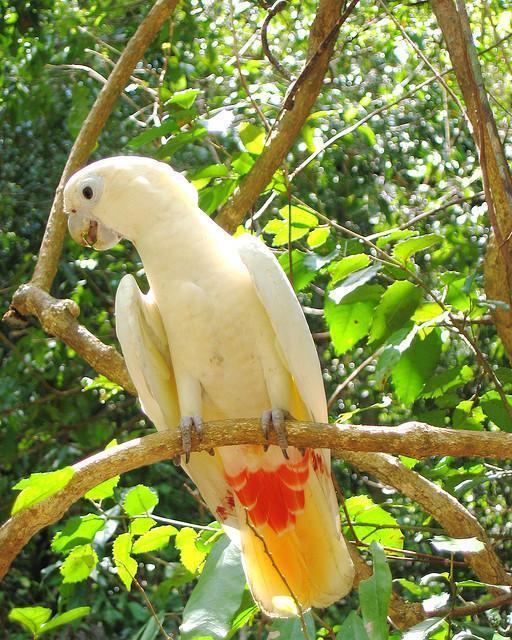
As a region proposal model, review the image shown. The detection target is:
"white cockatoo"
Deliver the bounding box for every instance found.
[63,156,354,617]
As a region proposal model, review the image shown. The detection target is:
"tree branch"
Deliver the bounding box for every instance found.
[215,0,357,232]
[1,418,512,582]
[430,0,512,361]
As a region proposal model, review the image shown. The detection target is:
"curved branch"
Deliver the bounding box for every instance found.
[30,0,180,292]
[1,418,511,582]
[344,451,512,587]
[215,0,358,232]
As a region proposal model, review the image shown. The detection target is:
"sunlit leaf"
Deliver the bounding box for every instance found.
[60,544,98,584]
[12,467,75,515]
[123,485,159,516]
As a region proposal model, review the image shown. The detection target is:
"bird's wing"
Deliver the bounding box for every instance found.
[235,234,328,423]
[115,274,179,430]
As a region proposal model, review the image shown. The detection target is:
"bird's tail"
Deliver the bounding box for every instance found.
[185,445,354,616]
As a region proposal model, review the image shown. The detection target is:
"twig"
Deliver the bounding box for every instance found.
[132,574,174,639]
[328,347,384,409]
[426,591,512,619]
[261,0,291,80]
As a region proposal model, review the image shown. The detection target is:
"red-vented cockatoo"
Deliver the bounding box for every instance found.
[63,156,354,617]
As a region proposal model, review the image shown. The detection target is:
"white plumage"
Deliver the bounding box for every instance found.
[64,156,354,616]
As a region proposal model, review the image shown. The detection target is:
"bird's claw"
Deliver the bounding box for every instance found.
[261,409,290,459]
[177,415,203,465]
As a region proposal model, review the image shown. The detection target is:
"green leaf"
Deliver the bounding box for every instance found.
[113,532,137,590]
[175,527,208,574]
[199,179,237,214]
[279,204,318,228]
[130,517,157,536]
[329,254,371,284]
[452,400,484,431]
[132,525,178,554]
[393,234,442,262]
[278,250,318,292]
[12,467,75,515]
[307,226,330,248]
[402,618,445,640]
[155,126,207,159]
[336,611,370,640]
[180,538,246,640]
[52,514,105,554]
[8,607,51,636]
[190,163,229,180]
[369,281,422,344]
[270,612,316,638]
[391,329,442,403]
[359,542,392,640]
[168,88,200,109]
[127,119,179,148]
[123,485,159,516]
[325,295,378,356]
[85,475,120,501]
[239,122,265,154]
[420,365,473,399]
[343,495,404,550]
[329,264,381,304]
[38,607,91,636]
[430,536,485,554]
[60,544,98,584]
[358,123,377,146]
[479,391,512,432]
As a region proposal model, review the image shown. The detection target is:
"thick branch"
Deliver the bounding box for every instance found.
[344,452,511,587]
[215,0,353,232]
[31,0,180,292]
[1,419,511,582]
[430,0,512,360]
[11,284,135,394]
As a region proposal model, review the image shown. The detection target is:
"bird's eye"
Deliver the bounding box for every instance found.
[82,186,94,200]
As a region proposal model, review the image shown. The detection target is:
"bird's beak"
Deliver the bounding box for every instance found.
[67,211,121,251]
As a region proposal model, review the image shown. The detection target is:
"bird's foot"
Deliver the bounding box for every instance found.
[178,415,203,464]
[261,409,290,459]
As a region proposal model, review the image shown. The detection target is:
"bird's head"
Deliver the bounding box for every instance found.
[64,156,198,250]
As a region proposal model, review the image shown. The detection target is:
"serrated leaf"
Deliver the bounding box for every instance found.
[8,607,51,636]
[85,475,120,501]
[264,218,311,246]
[359,542,392,640]
[420,365,473,399]
[168,88,200,109]
[127,119,179,148]
[402,618,445,640]
[12,467,75,515]
[123,485,159,516]
[430,536,485,554]
[239,122,265,154]
[336,611,370,640]
[479,391,512,432]
[113,532,137,590]
[329,264,381,304]
[52,514,105,554]
[391,329,442,403]
[329,254,371,284]
[369,281,422,344]
[325,296,377,356]
[393,234,441,262]
[130,517,157,536]
[60,544,98,584]
[38,607,91,636]
[175,527,208,574]
[180,538,246,640]
[343,495,404,550]
[132,525,178,554]
[279,204,318,228]
[307,226,330,248]
[278,250,317,292]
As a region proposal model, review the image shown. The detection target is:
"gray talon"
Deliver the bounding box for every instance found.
[180,415,203,464]
[261,408,290,459]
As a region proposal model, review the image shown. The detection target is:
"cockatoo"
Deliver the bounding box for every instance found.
[63,156,354,617]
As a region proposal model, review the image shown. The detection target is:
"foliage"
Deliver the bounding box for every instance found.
[2,0,512,638]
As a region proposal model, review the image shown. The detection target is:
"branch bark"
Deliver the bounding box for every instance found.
[1,419,511,584]
[215,0,356,232]
[430,0,512,361]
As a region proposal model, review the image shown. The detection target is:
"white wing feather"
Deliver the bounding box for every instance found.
[115,274,180,431]
[235,234,328,423]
